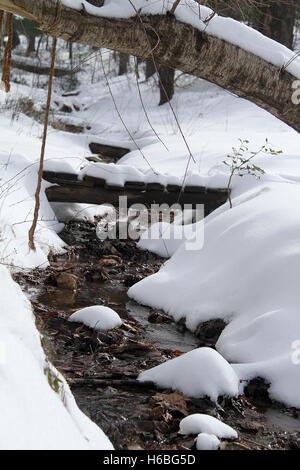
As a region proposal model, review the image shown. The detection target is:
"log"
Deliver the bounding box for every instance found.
[45,180,228,214]
[0,0,298,133]
[89,142,130,159]
[11,57,74,76]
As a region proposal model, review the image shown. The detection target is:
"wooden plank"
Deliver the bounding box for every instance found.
[89,142,130,159]
[43,171,78,182]
[146,182,165,192]
[43,170,229,213]
[83,175,106,186]
[45,183,228,214]
[184,185,206,193]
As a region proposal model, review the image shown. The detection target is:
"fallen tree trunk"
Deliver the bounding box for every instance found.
[0,0,299,132]
[11,56,73,76]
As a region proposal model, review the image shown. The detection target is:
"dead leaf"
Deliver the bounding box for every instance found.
[40,311,58,319]
[152,391,189,416]
[171,349,184,357]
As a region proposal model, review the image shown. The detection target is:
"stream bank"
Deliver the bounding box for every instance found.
[14,221,300,450]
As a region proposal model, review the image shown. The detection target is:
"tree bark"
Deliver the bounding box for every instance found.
[118,52,129,76]
[25,31,35,55]
[0,0,299,133]
[145,59,155,80]
[158,65,175,105]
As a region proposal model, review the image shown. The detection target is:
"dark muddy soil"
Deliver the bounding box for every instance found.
[14,221,300,450]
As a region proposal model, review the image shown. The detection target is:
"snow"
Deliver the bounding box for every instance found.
[179,414,237,440]
[196,433,220,450]
[80,161,186,187]
[50,202,113,223]
[1,15,300,446]
[80,161,145,186]
[68,305,122,331]
[137,217,204,258]
[0,149,66,269]
[62,0,300,79]
[0,265,113,450]
[138,347,239,401]
[130,181,300,408]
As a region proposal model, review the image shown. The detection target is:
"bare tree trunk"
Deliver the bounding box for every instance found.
[25,31,35,55]
[0,0,299,132]
[118,52,129,76]
[254,0,296,49]
[158,65,175,105]
[145,59,155,80]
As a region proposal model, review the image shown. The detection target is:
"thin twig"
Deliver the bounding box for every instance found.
[28,37,57,250]
[134,57,169,151]
[99,49,157,174]
[127,0,196,165]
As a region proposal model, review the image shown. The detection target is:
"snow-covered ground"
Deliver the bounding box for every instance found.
[0,265,113,450]
[1,6,300,446]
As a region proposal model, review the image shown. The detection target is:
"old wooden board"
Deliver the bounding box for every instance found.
[45,175,228,214]
[89,142,130,160]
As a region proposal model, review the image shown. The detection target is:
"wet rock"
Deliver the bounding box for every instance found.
[151,391,189,417]
[83,268,105,282]
[195,319,226,347]
[239,420,264,433]
[137,420,155,433]
[99,256,122,267]
[148,312,164,324]
[59,104,73,113]
[244,377,271,403]
[56,272,78,290]
[124,273,144,287]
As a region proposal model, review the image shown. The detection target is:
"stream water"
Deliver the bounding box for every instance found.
[17,221,300,450]
[34,277,199,353]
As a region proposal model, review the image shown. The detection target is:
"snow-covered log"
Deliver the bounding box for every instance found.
[0,0,299,132]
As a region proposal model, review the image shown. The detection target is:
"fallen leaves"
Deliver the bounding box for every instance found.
[151,391,190,418]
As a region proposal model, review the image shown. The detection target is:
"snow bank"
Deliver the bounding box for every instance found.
[0,105,86,269]
[179,414,237,439]
[62,0,300,79]
[0,266,113,450]
[196,433,220,450]
[50,202,113,223]
[138,347,239,401]
[130,182,300,408]
[137,219,204,258]
[0,151,66,269]
[68,305,122,331]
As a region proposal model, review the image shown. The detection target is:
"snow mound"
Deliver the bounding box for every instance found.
[68,305,122,331]
[180,414,237,440]
[50,202,113,223]
[0,266,113,450]
[137,221,204,258]
[138,347,239,401]
[196,433,220,450]
[130,182,300,408]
